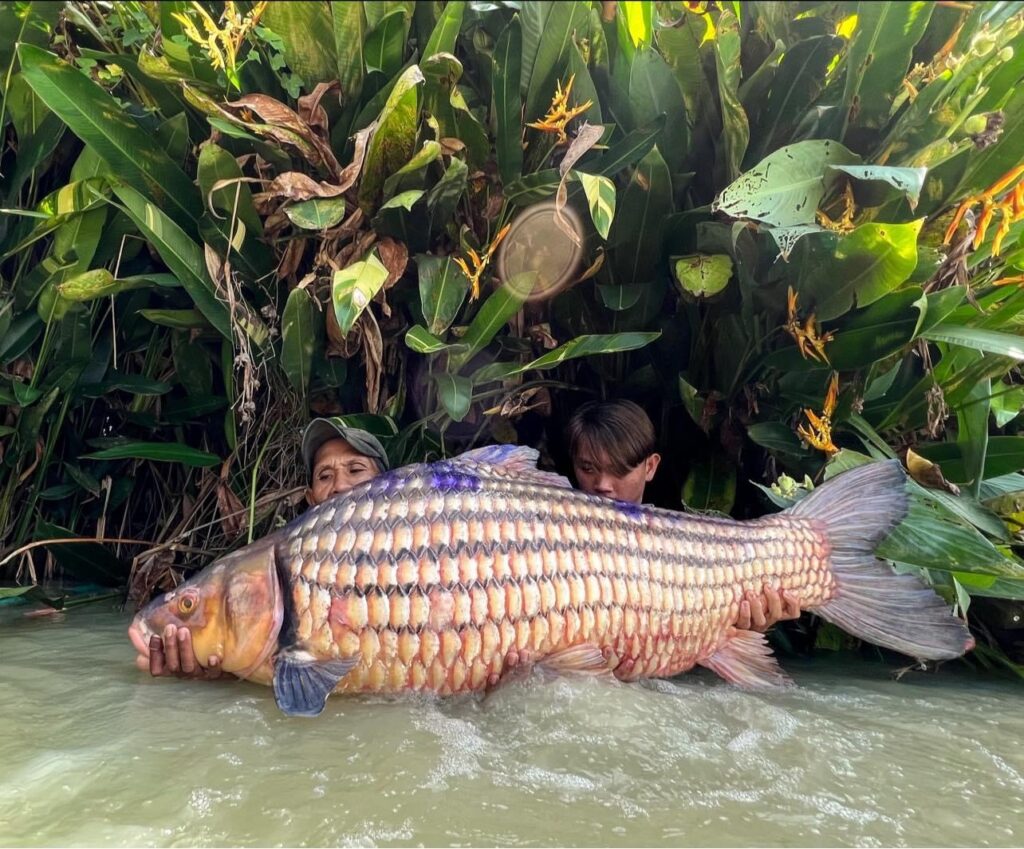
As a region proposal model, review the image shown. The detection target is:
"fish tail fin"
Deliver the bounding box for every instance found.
[789,459,974,661]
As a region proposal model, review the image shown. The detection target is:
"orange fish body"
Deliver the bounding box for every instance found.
[129,447,973,716]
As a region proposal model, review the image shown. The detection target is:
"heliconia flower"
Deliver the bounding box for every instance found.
[797,373,840,456]
[526,75,593,146]
[944,163,1024,258]
[454,224,512,301]
[784,287,834,364]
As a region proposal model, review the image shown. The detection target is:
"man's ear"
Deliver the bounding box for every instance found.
[304,487,315,507]
[644,453,661,482]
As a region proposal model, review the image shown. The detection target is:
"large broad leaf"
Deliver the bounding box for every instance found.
[749,35,844,164]
[422,0,465,58]
[450,275,534,369]
[281,287,321,396]
[358,65,424,212]
[418,255,469,336]
[196,143,263,237]
[263,1,337,84]
[628,48,689,174]
[383,140,441,197]
[958,377,991,499]
[921,324,1024,360]
[840,1,933,135]
[673,254,733,299]
[111,184,232,341]
[492,17,523,186]
[593,115,666,179]
[712,139,860,228]
[331,0,365,104]
[364,8,407,77]
[712,10,748,184]
[802,219,923,321]
[81,440,221,467]
[616,0,653,61]
[827,165,927,211]
[425,156,468,237]
[746,421,807,457]
[332,252,390,336]
[434,372,473,422]
[18,44,201,233]
[915,437,1024,484]
[520,1,590,120]
[405,325,461,354]
[285,197,348,230]
[609,146,672,285]
[683,452,737,514]
[508,332,661,375]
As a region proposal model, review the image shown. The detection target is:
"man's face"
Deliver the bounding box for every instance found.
[572,448,660,505]
[306,438,380,506]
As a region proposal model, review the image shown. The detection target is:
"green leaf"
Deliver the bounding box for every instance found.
[332,253,390,336]
[56,269,143,302]
[597,283,645,311]
[628,47,689,174]
[593,115,666,179]
[450,275,533,369]
[284,197,348,230]
[712,139,860,228]
[422,0,465,58]
[991,386,1024,428]
[263,1,337,84]
[521,0,590,120]
[804,219,923,321]
[425,156,468,237]
[840,1,933,135]
[577,172,616,240]
[18,44,201,233]
[959,377,992,498]
[747,421,807,457]
[827,165,928,210]
[281,287,321,395]
[358,65,424,211]
[171,331,213,397]
[915,437,1024,484]
[380,189,425,211]
[921,324,1024,360]
[492,17,523,185]
[610,146,672,284]
[139,308,213,330]
[750,35,844,163]
[673,254,733,299]
[418,255,469,336]
[434,372,472,422]
[331,0,364,103]
[405,325,456,354]
[683,453,737,514]
[383,140,441,197]
[196,143,263,238]
[112,184,232,341]
[81,440,221,467]
[712,10,748,183]
[618,0,653,59]
[364,8,407,77]
[508,332,660,375]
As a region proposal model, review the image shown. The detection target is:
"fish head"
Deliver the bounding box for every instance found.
[128,539,283,682]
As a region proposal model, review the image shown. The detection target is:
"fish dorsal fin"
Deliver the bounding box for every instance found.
[699,629,793,689]
[445,444,572,489]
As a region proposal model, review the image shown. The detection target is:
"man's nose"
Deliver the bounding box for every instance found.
[331,480,352,496]
[594,476,615,495]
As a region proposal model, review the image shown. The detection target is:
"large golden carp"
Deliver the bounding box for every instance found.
[128,447,973,716]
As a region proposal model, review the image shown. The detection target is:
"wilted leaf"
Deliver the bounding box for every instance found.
[906,448,960,496]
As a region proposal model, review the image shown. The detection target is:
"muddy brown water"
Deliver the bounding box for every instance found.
[1,604,1021,847]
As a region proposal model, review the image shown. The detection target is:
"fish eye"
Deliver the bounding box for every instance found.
[178,595,196,615]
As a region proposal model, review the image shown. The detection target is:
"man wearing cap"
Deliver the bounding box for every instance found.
[138,419,389,680]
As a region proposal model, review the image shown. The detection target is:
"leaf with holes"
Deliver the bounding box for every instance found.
[673,254,734,299]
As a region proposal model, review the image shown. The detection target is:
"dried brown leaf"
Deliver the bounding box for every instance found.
[297,81,340,135]
[906,448,961,495]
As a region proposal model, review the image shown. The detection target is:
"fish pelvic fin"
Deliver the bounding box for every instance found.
[700,629,793,689]
[791,459,974,661]
[272,649,358,717]
[539,643,617,676]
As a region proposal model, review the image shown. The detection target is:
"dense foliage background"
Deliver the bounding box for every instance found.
[2,0,1024,671]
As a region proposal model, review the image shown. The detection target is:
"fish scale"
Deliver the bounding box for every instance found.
[277,467,834,696]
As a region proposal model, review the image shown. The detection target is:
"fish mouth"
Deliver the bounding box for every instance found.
[128,618,152,658]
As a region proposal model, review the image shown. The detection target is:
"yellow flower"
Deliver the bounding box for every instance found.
[172,1,268,89]
[454,224,512,301]
[816,182,856,234]
[784,286,834,364]
[797,373,840,456]
[527,75,593,146]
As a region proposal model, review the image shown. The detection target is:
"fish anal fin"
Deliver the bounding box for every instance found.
[272,649,358,717]
[699,629,792,689]
[539,643,615,676]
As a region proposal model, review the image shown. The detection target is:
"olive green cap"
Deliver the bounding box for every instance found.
[301,418,390,478]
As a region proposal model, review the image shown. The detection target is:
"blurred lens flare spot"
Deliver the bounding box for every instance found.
[496,201,585,303]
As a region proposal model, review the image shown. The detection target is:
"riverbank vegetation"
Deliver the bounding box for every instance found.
[2,0,1024,673]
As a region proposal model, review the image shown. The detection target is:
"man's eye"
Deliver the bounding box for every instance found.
[318,472,332,482]
[349,465,366,474]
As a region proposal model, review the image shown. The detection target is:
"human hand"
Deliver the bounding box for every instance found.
[736,587,802,633]
[134,624,227,680]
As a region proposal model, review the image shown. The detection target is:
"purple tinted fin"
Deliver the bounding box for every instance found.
[447,445,572,489]
[791,459,974,661]
[272,649,358,717]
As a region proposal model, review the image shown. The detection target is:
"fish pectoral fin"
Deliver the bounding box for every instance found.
[538,643,616,676]
[272,650,358,717]
[699,629,793,690]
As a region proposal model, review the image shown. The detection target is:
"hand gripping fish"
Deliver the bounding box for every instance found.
[128,447,974,716]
